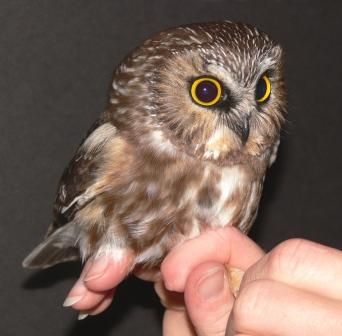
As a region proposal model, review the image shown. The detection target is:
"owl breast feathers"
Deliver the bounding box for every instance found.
[23,21,286,270]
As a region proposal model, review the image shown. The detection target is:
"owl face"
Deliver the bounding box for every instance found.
[109,22,286,166]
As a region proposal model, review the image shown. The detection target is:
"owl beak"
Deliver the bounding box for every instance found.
[235,115,250,144]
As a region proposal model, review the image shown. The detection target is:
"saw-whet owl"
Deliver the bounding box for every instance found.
[23,21,286,273]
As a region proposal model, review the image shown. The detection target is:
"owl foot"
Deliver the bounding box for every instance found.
[63,251,134,316]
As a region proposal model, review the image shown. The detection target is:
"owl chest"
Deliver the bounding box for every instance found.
[127,163,260,264]
[123,164,257,241]
[78,160,261,264]
[193,165,255,231]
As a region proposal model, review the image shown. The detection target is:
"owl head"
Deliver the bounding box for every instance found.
[108,21,286,166]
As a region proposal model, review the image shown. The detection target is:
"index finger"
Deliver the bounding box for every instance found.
[240,238,342,301]
[161,226,264,292]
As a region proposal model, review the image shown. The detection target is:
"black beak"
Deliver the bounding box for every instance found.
[234,115,250,144]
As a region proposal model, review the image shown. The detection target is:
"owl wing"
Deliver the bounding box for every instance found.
[52,120,118,231]
[23,120,118,268]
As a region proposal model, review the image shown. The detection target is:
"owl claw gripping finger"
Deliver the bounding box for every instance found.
[23,21,286,309]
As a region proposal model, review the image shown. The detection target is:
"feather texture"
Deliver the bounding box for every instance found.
[23,21,286,270]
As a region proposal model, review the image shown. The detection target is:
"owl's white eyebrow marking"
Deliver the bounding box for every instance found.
[258,57,277,78]
[207,63,241,94]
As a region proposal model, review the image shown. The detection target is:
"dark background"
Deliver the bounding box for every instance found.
[1,1,341,335]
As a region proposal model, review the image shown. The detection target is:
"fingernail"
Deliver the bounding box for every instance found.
[83,257,109,282]
[63,295,84,307]
[197,267,225,301]
[78,312,88,320]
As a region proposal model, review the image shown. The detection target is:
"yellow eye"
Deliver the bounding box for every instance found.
[255,75,271,103]
[190,77,222,106]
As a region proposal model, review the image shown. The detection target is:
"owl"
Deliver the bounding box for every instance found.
[23,22,286,278]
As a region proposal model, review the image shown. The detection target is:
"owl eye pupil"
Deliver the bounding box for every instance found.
[256,75,271,103]
[190,77,222,106]
[195,81,218,103]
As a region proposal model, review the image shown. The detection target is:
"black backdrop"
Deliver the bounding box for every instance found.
[1,1,341,335]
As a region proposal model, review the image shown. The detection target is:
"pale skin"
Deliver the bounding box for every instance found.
[64,226,342,335]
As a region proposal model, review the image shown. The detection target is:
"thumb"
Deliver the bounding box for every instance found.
[184,262,234,336]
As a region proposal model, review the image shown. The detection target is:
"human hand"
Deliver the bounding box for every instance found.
[161,227,342,336]
[60,226,259,320]
[61,225,342,336]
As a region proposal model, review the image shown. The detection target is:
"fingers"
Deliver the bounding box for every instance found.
[63,278,109,311]
[162,262,235,336]
[154,281,185,311]
[63,250,134,316]
[162,226,264,292]
[226,279,342,336]
[134,265,161,282]
[163,310,196,336]
[241,238,342,300]
[83,252,134,292]
[184,262,234,336]
[86,289,115,315]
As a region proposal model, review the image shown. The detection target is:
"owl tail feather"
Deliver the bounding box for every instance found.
[22,222,80,269]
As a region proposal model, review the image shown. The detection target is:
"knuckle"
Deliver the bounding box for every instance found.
[267,238,310,278]
[233,280,269,329]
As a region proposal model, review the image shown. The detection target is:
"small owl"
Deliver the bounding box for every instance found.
[23,22,286,277]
